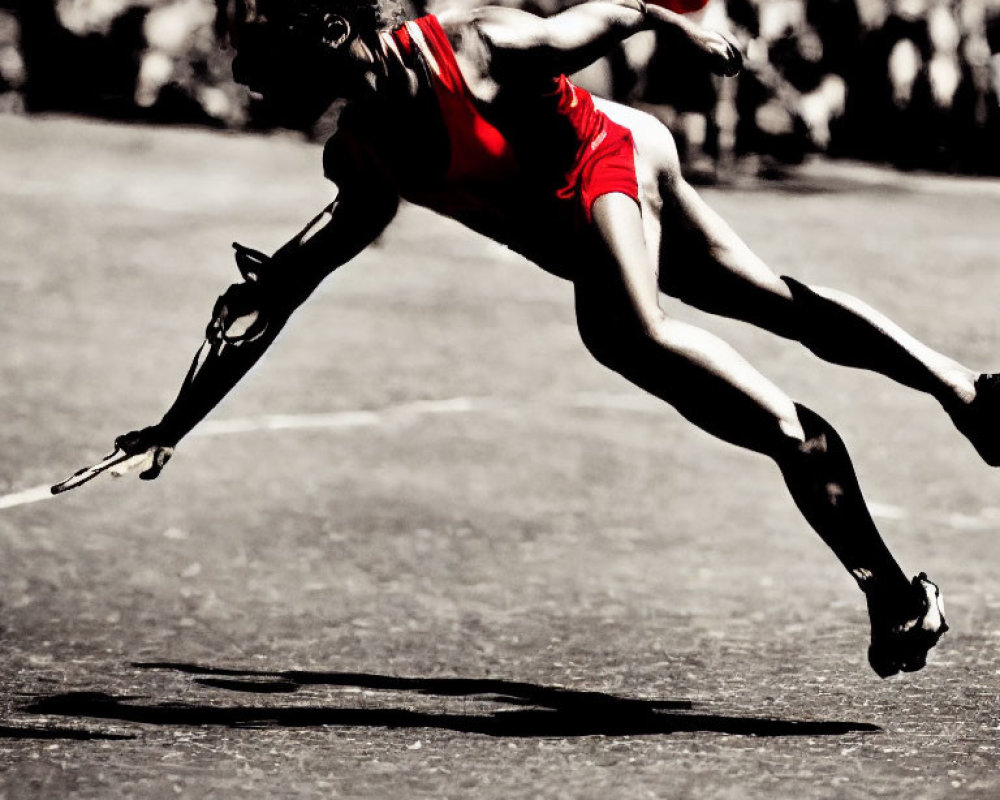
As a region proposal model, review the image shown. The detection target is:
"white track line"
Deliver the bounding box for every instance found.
[192,396,482,437]
[866,502,908,521]
[0,396,501,512]
[0,485,58,511]
[0,394,994,529]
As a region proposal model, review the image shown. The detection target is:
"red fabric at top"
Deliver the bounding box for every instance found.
[647,0,711,13]
[385,15,639,224]
[394,16,516,183]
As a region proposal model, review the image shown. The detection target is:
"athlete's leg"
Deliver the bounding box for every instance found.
[581,192,946,675]
[659,178,979,407]
[652,170,1000,465]
[602,98,991,461]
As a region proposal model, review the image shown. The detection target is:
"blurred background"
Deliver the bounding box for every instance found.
[2,3,1000,792]
[0,0,998,180]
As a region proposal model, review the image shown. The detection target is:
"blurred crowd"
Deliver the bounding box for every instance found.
[0,0,997,175]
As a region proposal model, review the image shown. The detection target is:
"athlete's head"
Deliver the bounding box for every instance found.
[215,0,405,109]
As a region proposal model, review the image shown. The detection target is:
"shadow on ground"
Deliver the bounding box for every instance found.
[17,663,881,738]
[0,725,134,741]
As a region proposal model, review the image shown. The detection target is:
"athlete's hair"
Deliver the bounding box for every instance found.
[214,0,408,38]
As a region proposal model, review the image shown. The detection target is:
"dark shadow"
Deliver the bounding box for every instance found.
[17,663,881,739]
[0,723,134,741]
[134,662,693,712]
[718,170,916,197]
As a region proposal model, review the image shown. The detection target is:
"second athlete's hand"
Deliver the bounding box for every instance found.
[658,9,744,78]
[701,29,743,77]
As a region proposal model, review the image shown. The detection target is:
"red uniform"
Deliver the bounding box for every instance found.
[325,15,639,227]
[649,0,710,13]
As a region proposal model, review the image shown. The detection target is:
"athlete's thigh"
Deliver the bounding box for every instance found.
[659,177,797,328]
[598,98,793,325]
[594,98,670,276]
[573,274,802,455]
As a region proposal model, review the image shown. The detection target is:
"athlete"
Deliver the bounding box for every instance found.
[65,0,998,678]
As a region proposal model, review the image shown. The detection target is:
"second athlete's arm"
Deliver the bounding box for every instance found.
[467,0,741,84]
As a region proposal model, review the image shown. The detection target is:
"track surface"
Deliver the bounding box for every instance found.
[1,115,1000,799]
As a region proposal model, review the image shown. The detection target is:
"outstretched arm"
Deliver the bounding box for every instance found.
[468,0,741,85]
[113,165,399,479]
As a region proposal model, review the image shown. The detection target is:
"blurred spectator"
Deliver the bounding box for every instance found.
[11,0,245,123]
[137,0,245,126]
[0,10,25,112]
[0,0,997,175]
[16,0,146,116]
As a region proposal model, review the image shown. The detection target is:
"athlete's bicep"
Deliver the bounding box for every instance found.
[473,1,646,78]
[296,135,400,264]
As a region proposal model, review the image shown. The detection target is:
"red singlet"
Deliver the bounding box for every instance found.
[327,15,639,225]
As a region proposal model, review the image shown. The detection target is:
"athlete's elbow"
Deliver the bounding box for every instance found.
[353,190,400,236]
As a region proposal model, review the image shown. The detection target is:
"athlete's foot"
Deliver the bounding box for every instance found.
[947,373,1000,466]
[866,573,948,679]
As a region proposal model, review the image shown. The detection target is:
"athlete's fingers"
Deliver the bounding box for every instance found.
[50,449,131,495]
[106,446,174,480]
[108,451,156,478]
[720,31,743,76]
[707,30,742,77]
[140,447,173,481]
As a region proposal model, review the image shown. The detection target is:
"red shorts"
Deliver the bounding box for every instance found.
[557,119,640,224]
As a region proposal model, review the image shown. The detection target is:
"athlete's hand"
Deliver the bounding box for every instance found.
[684,27,742,77]
[645,4,743,77]
[50,426,175,495]
[702,30,742,77]
[112,426,174,481]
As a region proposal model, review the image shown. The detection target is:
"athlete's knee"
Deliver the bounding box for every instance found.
[577,315,629,371]
[780,275,852,358]
[781,275,816,315]
[773,402,849,469]
[577,307,661,374]
[581,310,725,387]
[641,312,696,357]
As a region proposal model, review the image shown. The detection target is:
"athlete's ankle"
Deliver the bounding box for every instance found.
[856,569,910,607]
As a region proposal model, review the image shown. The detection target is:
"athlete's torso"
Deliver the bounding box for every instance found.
[323,14,632,273]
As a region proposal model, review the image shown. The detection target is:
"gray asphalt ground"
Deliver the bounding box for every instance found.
[1,114,999,799]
